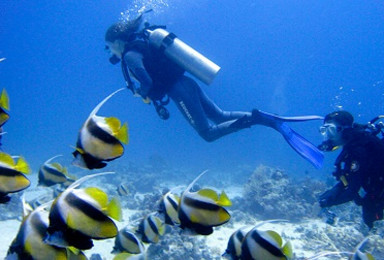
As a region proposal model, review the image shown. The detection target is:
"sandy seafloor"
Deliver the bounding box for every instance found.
[1,165,384,260]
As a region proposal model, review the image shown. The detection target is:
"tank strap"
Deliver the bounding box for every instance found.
[159,33,177,52]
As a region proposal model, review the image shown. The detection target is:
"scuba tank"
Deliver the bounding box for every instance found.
[145,28,221,85]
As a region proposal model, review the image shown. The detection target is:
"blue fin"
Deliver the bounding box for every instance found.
[256,110,324,122]
[278,123,324,168]
[254,110,324,168]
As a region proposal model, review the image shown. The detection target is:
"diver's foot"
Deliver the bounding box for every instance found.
[250,109,278,128]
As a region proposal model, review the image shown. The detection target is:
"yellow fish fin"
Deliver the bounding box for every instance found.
[364,253,375,260]
[117,122,129,144]
[74,147,85,155]
[15,157,30,174]
[14,175,31,190]
[107,197,122,221]
[218,191,232,207]
[0,89,10,110]
[266,230,283,247]
[282,240,293,259]
[113,253,136,260]
[155,216,165,235]
[0,152,14,165]
[218,208,231,223]
[0,112,10,125]
[197,188,218,201]
[84,187,108,208]
[105,117,121,133]
[51,162,65,172]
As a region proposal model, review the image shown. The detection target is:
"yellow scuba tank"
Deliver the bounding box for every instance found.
[145,28,221,85]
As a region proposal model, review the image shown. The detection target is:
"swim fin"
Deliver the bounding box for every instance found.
[253,110,324,168]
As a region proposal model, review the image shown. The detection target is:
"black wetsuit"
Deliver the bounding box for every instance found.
[122,40,252,142]
[319,130,384,228]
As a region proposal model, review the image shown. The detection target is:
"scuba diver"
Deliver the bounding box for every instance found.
[104,12,324,168]
[318,111,384,229]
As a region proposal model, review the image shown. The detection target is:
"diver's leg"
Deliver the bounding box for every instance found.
[169,76,323,168]
[195,86,250,123]
[168,76,250,142]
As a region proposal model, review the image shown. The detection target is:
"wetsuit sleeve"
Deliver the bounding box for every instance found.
[123,51,153,98]
[319,147,366,208]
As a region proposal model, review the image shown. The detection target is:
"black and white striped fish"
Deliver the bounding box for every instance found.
[137,213,165,244]
[178,170,232,235]
[6,199,87,260]
[241,228,293,260]
[45,172,122,250]
[112,226,145,255]
[0,152,30,203]
[38,155,75,187]
[158,190,180,225]
[72,88,128,169]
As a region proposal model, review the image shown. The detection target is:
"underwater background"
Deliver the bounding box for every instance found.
[1,0,384,259]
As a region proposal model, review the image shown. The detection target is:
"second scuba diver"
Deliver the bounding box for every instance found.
[104,12,324,168]
[318,111,384,229]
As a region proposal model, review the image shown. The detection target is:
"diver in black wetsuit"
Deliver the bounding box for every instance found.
[318,111,384,229]
[104,13,324,168]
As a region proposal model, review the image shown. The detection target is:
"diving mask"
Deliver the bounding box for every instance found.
[319,123,342,137]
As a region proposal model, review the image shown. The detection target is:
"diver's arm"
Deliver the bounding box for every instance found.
[319,149,365,207]
[123,51,152,98]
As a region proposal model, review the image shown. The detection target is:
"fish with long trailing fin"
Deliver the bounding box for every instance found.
[45,172,122,250]
[240,227,293,260]
[178,170,232,235]
[112,226,146,256]
[6,198,87,260]
[157,189,181,226]
[223,220,289,260]
[72,88,129,169]
[136,213,165,244]
[0,152,30,203]
[38,155,76,187]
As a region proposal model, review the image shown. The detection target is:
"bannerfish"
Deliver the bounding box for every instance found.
[136,213,165,244]
[117,183,130,196]
[0,152,30,203]
[6,198,87,260]
[241,228,293,260]
[38,155,75,187]
[0,88,10,127]
[158,190,180,225]
[45,172,122,250]
[72,88,128,169]
[112,226,145,255]
[223,220,289,260]
[178,170,232,235]
[223,228,248,260]
[305,237,375,260]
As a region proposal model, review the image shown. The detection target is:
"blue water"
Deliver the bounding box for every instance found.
[1,0,383,179]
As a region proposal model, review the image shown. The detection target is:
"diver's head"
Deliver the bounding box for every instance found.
[319,110,354,147]
[105,16,144,64]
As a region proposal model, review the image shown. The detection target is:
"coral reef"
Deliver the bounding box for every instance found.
[240,165,328,221]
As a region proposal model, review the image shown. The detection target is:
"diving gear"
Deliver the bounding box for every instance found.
[319,123,341,136]
[318,140,339,152]
[109,55,120,65]
[231,110,324,168]
[145,28,221,85]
